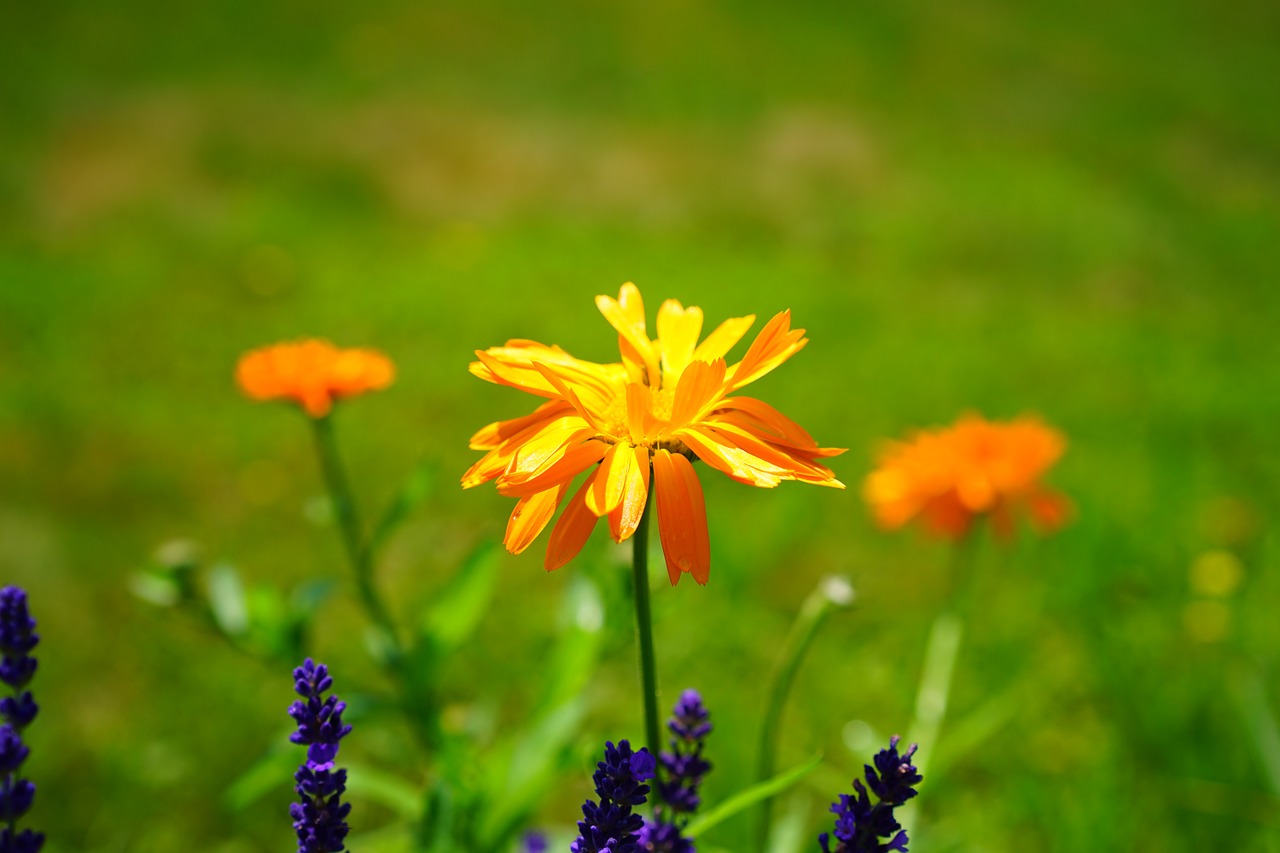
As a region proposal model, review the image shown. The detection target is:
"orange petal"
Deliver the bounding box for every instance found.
[669,359,727,429]
[727,310,808,392]
[498,439,608,497]
[469,400,573,450]
[653,449,711,585]
[626,382,654,445]
[504,483,568,555]
[586,442,633,516]
[698,420,845,487]
[674,426,784,488]
[545,476,601,570]
[503,420,593,478]
[608,445,651,542]
[529,362,613,434]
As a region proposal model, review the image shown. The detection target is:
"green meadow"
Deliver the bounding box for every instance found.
[2,1,1279,850]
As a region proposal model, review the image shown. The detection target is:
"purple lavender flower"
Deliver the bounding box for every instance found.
[818,737,922,853]
[571,740,657,853]
[638,689,712,853]
[523,830,548,852]
[0,587,42,853]
[288,659,352,853]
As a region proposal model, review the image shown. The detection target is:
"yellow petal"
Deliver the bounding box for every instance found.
[656,299,704,380]
[691,315,756,363]
[608,445,651,542]
[469,400,574,450]
[597,283,661,386]
[586,441,633,516]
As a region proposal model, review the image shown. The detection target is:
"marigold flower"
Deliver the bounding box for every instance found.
[864,413,1070,540]
[237,339,394,418]
[464,283,845,585]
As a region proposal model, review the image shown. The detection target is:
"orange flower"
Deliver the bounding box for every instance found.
[864,413,1070,540]
[236,339,395,418]
[464,283,845,585]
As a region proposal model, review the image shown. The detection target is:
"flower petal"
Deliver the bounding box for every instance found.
[597,283,661,386]
[498,439,608,497]
[699,420,845,487]
[608,445,651,542]
[469,400,573,450]
[586,441,634,517]
[545,476,601,570]
[668,359,727,430]
[504,483,568,555]
[691,315,756,363]
[653,449,711,585]
[726,310,808,392]
[673,425,784,487]
[656,299,704,380]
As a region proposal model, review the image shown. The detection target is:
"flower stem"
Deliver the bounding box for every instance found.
[902,535,979,831]
[631,497,662,760]
[309,414,401,658]
[754,576,854,852]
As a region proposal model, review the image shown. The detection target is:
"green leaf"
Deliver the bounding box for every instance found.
[531,576,606,715]
[207,563,249,638]
[684,753,823,838]
[223,744,295,812]
[128,571,183,607]
[421,541,500,653]
[345,762,423,820]
[476,697,588,848]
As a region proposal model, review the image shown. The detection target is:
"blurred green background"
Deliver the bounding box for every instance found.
[2,0,1279,850]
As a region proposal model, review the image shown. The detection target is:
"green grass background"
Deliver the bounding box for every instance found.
[2,0,1279,850]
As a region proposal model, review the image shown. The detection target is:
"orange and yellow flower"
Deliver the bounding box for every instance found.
[864,413,1070,540]
[464,283,845,585]
[237,339,395,418]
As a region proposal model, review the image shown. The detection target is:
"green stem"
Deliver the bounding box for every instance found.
[310,415,401,657]
[901,535,979,831]
[631,498,662,760]
[755,576,854,852]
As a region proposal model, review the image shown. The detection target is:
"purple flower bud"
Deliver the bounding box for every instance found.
[289,659,351,853]
[639,689,713,852]
[0,588,42,853]
[572,740,655,853]
[819,737,922,853]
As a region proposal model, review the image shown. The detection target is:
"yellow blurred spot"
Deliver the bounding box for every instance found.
[1184,600,1231,643]
[1190,550,1243,598]
[238,459,287,507]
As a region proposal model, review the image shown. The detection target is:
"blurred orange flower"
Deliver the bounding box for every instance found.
[236,339,395,418]
[464,283,845,585]
[864,414,1070,540]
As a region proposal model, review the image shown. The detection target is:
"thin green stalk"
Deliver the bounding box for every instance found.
[755,576,854,852]
[631,498,662,759]
[310,414,401,657]
[902,534,979,830]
